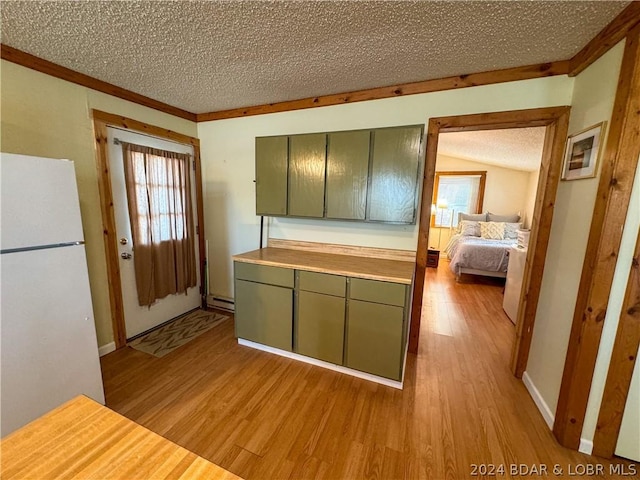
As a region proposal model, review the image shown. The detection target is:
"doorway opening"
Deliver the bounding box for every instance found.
[92,110,206,348]
[409,106,571,378]
[106,126,200,340]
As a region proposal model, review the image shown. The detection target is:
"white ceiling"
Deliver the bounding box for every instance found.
[438,127,546,172]
[0,1,629,114]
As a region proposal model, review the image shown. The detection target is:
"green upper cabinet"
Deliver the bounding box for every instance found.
[325,130,370,220]
[255,136,288,216]
[368,126,423,223]
[288,133,327,218]
[254,125,423,224]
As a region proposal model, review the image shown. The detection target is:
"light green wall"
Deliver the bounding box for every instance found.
[197,75,574,301]
[0,60,197,347]
[525,41,625,420]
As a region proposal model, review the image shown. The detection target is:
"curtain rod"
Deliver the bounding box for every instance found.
[113,137,193,157]
[110,124,193,149]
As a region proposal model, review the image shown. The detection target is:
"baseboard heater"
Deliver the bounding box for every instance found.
[207,295,235,312]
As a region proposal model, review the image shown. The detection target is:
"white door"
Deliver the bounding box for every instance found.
[107,127,201,339]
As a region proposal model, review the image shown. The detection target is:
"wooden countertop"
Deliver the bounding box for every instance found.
[233,247,414,284]
[1,396,240,480]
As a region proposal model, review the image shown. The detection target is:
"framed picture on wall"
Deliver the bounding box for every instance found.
[561,121,606,181]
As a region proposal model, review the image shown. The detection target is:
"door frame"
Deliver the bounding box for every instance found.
[408,106,571,379]
[91,110,206,349]
[555,25,640,453]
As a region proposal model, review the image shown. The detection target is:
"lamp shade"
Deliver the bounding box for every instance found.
[436,199,448,209]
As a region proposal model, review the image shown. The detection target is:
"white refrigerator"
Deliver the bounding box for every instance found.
[503,246,528,324]
[1,153,105,437]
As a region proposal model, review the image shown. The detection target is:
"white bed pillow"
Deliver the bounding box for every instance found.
[459,220,481,236]
[480,221,505,240]
[505,222,523,239]
[458,212,488,223]
[488,212,521,223]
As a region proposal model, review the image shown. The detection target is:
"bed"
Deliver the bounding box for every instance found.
[445,234,517,280]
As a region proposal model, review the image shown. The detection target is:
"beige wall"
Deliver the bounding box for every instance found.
[428,154,534,250]
[524,42,625,428]
[0,60,197,347]
[197,76,574,301]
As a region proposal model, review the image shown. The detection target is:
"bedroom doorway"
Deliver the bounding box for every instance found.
[430,129,545,319]
[409,106,571,378]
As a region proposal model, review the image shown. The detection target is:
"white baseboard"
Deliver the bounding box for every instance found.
[522,371,555,430]
[238,338,403,390]
[579,438,594,455]
[98,342,116,357]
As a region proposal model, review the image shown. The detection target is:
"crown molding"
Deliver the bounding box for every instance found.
[569,1,640,77]
[196,61,569,122]
[0,44,197,122]
[3,1,638,123]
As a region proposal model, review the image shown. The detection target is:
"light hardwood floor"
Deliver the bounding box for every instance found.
[101,262,627,479]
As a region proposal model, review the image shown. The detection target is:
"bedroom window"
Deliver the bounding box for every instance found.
[432,171,486,227]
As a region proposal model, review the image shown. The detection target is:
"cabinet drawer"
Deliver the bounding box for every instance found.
[349,278,406,307]
[298,270,346,297]
[234,262,294,288]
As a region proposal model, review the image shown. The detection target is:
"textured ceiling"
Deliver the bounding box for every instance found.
[0,1,629,114]
[438,127,546,172]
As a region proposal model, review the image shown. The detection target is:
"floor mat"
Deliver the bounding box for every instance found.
[128,309,229,357]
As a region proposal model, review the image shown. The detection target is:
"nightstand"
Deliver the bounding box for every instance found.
[427,249,440,268]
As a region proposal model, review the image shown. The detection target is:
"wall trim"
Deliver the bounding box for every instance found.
[554,25,640,451]
[522,371,555,430]
[196,62,569,121]
[569,2,640,77]
[2,2,636,123]
[592,230,640,458]
[579,438,594,456]
[0,45,196,122]
[238,338,403,390]
[98,342,116,357]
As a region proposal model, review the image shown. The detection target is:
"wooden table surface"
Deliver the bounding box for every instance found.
[233,247,415,284]
[1,395,241,480]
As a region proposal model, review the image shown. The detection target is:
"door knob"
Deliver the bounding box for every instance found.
[121,252,132,260]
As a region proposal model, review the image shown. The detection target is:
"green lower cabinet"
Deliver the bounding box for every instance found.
[296,291,345,365]
[235,279,293,351]
[346,299,404,380]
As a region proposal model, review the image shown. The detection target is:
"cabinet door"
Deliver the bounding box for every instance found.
[235,279,293,351]
[368,126,422,223]
[346,300,403,380]
[255,136,288,216]
[296,291,345,365]
[288,133,326,217]
[325,130,370,220]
